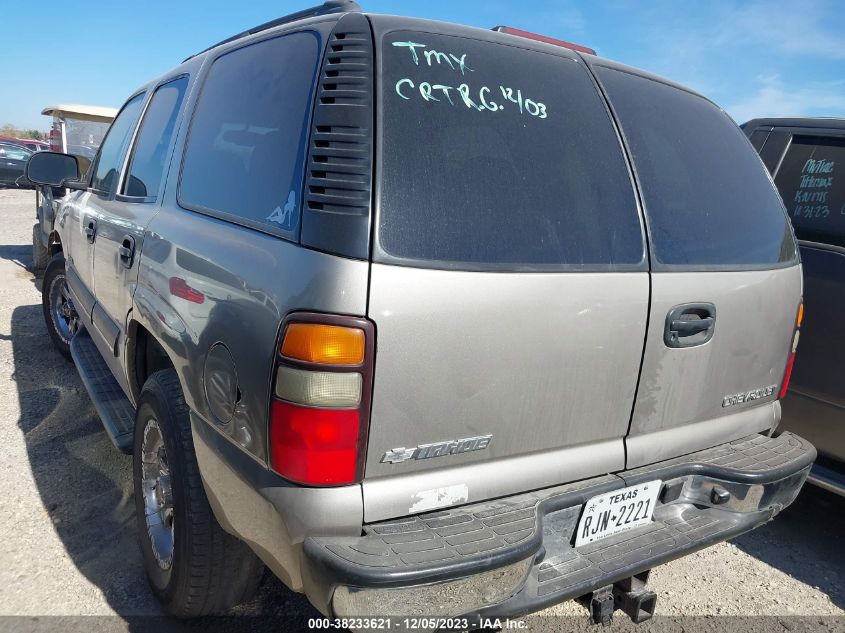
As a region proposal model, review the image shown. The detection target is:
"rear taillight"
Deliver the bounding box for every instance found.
[779,302,802,399]
[281,323,365,365]
[269,314,374,486]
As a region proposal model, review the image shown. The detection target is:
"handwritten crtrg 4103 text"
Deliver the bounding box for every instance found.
[391,40,548,119]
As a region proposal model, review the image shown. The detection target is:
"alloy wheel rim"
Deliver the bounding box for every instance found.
[49,273,79,343]
[140,418,174,570]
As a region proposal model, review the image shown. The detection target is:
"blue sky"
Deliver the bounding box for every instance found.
[4,0,844,130]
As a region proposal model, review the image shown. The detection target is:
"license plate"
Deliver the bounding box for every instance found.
[574,480,662,547]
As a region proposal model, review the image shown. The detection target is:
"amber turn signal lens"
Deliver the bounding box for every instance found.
[796,303,804,328]
[281,323,365,365]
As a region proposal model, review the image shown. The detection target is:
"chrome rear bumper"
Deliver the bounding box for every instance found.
[302,432,815,622]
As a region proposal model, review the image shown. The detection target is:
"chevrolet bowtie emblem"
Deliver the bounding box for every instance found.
[381,447,417,464]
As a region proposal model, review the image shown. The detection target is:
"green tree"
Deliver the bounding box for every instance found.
[0,124,48,140]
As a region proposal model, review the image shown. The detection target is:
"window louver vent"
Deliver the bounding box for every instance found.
[301,12,373,259]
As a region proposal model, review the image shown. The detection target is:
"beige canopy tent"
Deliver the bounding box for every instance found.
[41,103,118,123]
[41,103,117,156]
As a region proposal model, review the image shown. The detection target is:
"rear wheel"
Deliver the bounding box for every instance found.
[133,369,264,616]
[31,224,50,274]
[41,253,78,360]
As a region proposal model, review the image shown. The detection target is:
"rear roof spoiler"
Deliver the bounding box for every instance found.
[183,0,361,62]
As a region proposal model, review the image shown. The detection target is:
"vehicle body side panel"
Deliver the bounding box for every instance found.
[57,190,137,393]
[136,206,370,463]
[59,190,97,296]
[191,412,362,598]
[91,197,158,347]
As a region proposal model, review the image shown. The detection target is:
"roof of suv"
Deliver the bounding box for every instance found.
[165,0,714,111]
[183,0,361,61]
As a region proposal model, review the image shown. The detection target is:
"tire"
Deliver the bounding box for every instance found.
[133,369,264,616]
[41,253,78,360]
[32,224,50,275]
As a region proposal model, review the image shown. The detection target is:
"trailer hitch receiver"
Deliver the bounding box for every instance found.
[613,571,657,624]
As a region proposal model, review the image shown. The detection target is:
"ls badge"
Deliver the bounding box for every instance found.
[381,435,492,464]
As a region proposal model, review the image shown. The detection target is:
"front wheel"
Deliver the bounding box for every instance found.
[32,224,50,275]
[133,369,264,616]
[41,253,78,360]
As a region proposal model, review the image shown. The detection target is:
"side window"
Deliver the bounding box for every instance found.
[123,76,189,199]
[91,93,146,194]
[179,32,320,237]
[596,67,797,268]
[774,135,845,245]
[1,145,30,161]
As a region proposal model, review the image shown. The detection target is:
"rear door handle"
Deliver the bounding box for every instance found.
[85,219,97,243]
[670,316,714,334]
[664,303,716,348]
[119,235,136,268]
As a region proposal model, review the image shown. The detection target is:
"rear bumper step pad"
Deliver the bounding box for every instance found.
[303,432,815,618]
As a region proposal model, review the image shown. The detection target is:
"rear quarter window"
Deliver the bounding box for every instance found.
[376,32,645,271]
[773,135,845,246]
[596,67,797,269]
[178,32,320,239]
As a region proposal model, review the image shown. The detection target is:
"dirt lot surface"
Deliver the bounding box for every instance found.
[0,188,842,632]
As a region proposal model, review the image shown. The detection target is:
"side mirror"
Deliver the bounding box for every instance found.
[25,152,82,188]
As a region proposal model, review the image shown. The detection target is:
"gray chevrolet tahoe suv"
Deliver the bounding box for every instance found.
[25,0,815,625]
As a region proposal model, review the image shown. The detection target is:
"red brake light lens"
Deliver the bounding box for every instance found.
[492,26,596,55]
[778,353,796,400]
[779,302,802,400]
[269,400,360,485]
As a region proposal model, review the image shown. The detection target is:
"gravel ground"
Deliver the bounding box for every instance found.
[0,188,842,632]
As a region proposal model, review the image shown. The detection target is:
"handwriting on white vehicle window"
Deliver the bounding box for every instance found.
[391,40,548,120]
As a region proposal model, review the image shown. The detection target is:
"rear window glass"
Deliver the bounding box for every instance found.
[377,32,644,270]
[773,135,845,245]
[596,67,796,269]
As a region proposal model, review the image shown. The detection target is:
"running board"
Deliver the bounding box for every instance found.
[70,328,135,453]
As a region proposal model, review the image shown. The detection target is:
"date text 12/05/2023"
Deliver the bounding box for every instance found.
[391,40,549,119]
